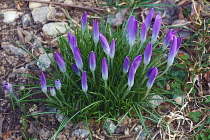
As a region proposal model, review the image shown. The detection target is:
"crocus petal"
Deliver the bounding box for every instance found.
[176,37,182,55]
[131,55,142,72]
[40,72,47,94]
[167,36,177,67]
[123,56,130,74]
[81,11,87,34]
[126,16,138,47]
[110,39,115,59]
[68,33,77,51]
[162,29,173,50]
[54,52,66,73]
[146,67,155,78]
[102,57,108,81]
[144,42,152,65]
[99,33,110,55]
[82,71,88,93]
[89,51,96,72]
[72,63,80,76]
[73,47,83,71]
[151,13,162,44]
[128,65,135,88]
[55,79,61,91]
[144,8,154,30]
[147,67,158,89]
[4,83,13,94]
[140,23,147,44]
[93,19,99,45]
[50,87,56,96]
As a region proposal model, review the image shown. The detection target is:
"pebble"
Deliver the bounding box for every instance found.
[37,53,53,71]
[21,14,33,28]
[71,129,90,139]
[104,119,116,134]
[173,94,184,104]
[1,42,26,56]
[32,7,55,23]
[29,0,50,9]
[149,94,164,108]
[55,113,74,129]
[42,22,68,37]
[2,11,19,23]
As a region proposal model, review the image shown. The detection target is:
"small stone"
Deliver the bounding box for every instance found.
[149,94,164,108]
[37,53,53,71]
[2,11,19,23]
[42,22,68,37]
[173,94,184,104]
[55,113,73,129]
[64,0,74,5]
[104,119,116,134]
[32,7,55,23]
[71,129,89,139]
[1,42,26,56]
[21,14,33,28]
[29,0,50,9]
[22,30,32,42]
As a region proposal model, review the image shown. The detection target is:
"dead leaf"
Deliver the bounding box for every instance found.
[111,8,128,26]
[204,71,210,83]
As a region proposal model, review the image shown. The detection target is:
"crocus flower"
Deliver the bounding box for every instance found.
[151,13,162,44]
[4,83,13,94]
[93,19,99,46]
[140,23,147,44]
[50,87,56,96]
[68,33,77,51]
[144,42,152,65]
[162,29,177,50]
[102,57,108,81]
[55,79,61,91]
[131,55,142,72]
[110,39,115,59]
[147,67,158,89]
[123,56,130,74]
[176,37,182,55]
[89,51,96,72]
[72,63,80,76]
[126,16,138,48]
[81,11,87,35]
[73,47,83,71]
[167,36,177,67]
[82,71,88,93]
[146,67,155,78]
[99,33,110,55]
[40,72,47,94]
[54,52,66,73]
[144,8,154,30]
[127,65,135,88]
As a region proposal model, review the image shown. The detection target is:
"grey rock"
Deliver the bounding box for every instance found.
[2,11,19,23]
[71,129,90,139]
[133,125,142,134]
[29,0,50,9]
[37,53,53,71]
[42,22,68,37]
[1,43,26,56]
[32,7,55,23]
[21,14,33,28]
[149,94,164,108]
[55,113,73,129]
[104,119,116,134]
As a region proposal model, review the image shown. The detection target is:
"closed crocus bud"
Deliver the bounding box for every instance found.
[40,72,47,94]
[73,47,83,71]
[99,33,110,55]
[68,33,77,51]
[93,19,99,46]
[144,8,154,30]
[151,13,162,44]
[167,36,177,67]
[126,16,138,48]
[110,39,115,59]
[162,29,173,50]
[72,63,80,76]
[131,55,142,72]
[4,83,13,94]
[54,52,66,73]
[102,57,108,81]
[147,67,158,89]
[81,11,87,35]
[89,51,96,72]
[140,23,147,44]
[50,87,56,96]
[54,79,61,91]
[127,65,135,88]
[176,37,182,55]
[123,56,130,74]
[82,71,88,93]
[144,42,152,65]
[146,67,155,78]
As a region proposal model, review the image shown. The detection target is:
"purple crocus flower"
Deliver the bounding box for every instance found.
[144,42,152,65]
[4,83,13,94]
[151,13,162,44]
[72,63,80,76]
[110,39,115,59]
[123,56,130,74]
[81,11,87,35]
[50,87,56,96]
[147,67,158,89]
[102,57,108,81]
[54,52,66,73]
[167,36,177,67]
[68,33,77,51]
[144,8,154,30]
[146,67,155,78]
[55,79,61,91]
[176,37,182,54]
[82,71,88,93]
[73,47,83,71]
[131,55,142,72]
[126,16,138,48]
[127,65,135,88]
[140,23,147,44]
[93,19,99,46]
[40,72,47,94]
[89,51,96,72]
[162,29,177,50]
[99,33,110,55]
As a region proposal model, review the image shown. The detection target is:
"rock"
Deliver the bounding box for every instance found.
[104,119,116,134]
[1,42,26,56]
[64,0,74,5]
[2,11,19,23]
[37,53,53,71]
[71,129,90,139]
[42,22,68,37]
[55,113,74,129]
[133,125,142,134]
[32,7,55,23]
[173,94,184,104]
[149,94,164,108]
[29,0,50,9]
[136,127,153,140]
[21,14,33,28]
[22,30,32,42]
